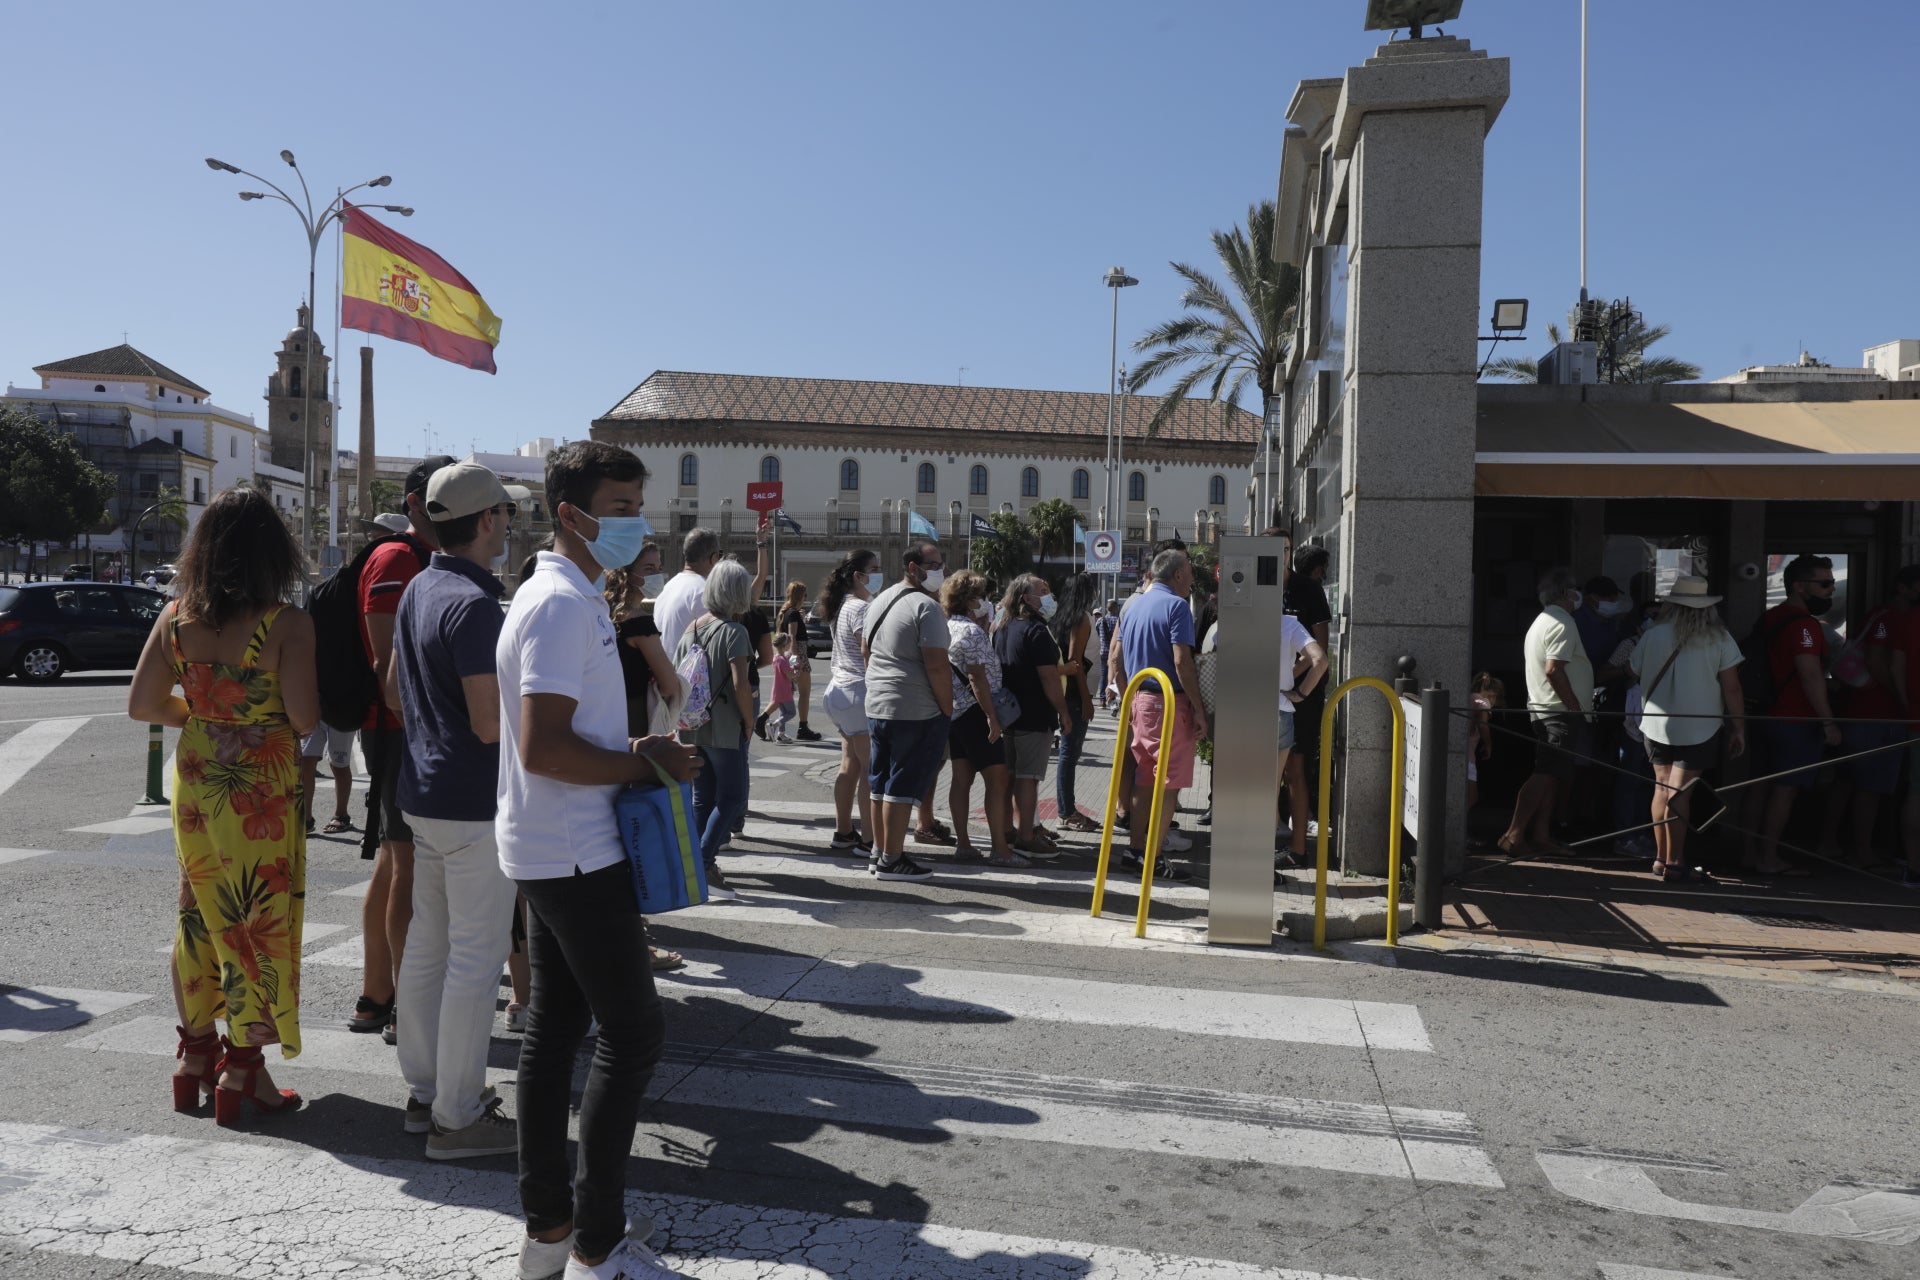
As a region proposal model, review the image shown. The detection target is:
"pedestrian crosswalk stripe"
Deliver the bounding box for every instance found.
[1598,1266,1743,1280]
[0,717,89,804]
[67,815,175,835]
[328,878,371,897]
[0,1119,1381,1279]
[0,848,50,867]
[666,886,1275,959]
[756,754,818,765]
[154,920,350,955]
[660,952,1424,1050]
[717,839,1217,903]
[0,986,149,1043]
[656,1043,1500,1186]
[67,1017,1474,1186]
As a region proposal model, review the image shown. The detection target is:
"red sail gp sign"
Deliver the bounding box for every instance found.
[746,483,784,513]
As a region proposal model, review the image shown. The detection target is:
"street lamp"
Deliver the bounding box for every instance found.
[1103,266,1137,600]
[205,154,409,563]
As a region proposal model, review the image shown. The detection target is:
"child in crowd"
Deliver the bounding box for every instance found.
[1468,673,1504,824]
[769,633,800,743]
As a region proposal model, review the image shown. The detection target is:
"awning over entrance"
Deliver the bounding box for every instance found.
[1476,398,1920,499]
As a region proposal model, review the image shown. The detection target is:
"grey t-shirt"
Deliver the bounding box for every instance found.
[863,584,948,721]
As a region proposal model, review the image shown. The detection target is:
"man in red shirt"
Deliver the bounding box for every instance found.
[1888,578,1920,889]
[1750,555,1840,876]
[349,455,454,1041]
[1827,567,1920,868]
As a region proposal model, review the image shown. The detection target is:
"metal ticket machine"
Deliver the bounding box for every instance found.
[1207,534,1286,944]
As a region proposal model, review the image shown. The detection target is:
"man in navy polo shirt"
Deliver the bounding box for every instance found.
[387,461,523,1161]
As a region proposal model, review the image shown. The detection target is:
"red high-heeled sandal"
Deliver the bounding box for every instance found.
[213,1037,302,1127]
[172,1026,221,1113]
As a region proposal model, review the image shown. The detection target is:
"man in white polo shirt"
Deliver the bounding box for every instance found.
[496,440,698,1280]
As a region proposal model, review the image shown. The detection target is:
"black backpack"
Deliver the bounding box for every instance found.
[309,534,431,731]
[1737,612,1797,716]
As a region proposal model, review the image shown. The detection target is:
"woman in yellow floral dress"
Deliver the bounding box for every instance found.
[129,486,318,1125]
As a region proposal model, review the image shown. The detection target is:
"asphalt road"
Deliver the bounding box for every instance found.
[0,670,1914,1280]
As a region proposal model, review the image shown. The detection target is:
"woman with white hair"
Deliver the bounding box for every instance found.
[674,557,757,901]
[1632,575,1745,882]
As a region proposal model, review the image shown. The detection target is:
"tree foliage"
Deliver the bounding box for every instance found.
[1025,498,1080,566]
[1127,200,1299,438]
[968,511,1034,589]
[0,405,115,546]
[1483,307,1701,384]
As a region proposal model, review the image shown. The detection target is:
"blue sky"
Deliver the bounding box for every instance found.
[3,1,1914,458]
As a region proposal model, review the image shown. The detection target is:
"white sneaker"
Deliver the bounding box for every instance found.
[561,1237,685,1279]
[1160,827,1193,852]
[505,1002,528,1034]
[519,1218,656,1280]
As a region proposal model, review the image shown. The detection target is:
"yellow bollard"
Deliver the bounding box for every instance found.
[1313,677,1406,951]
[1090,667,1178,938]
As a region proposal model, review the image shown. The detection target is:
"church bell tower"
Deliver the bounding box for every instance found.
[263,303,334,475]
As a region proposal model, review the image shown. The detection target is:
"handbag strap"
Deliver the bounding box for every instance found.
[645,755,700,893]
[1642,645,1683,703]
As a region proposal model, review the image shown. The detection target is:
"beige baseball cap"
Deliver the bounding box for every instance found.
[425,462,527,522]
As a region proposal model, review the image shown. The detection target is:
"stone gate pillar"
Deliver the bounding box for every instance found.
[1329,36,1508,874]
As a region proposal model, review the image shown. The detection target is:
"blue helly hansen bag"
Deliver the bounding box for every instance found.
[614,757,707,913]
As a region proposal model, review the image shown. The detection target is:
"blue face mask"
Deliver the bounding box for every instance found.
[572,507,653,587]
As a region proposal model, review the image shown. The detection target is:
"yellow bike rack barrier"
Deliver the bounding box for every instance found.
[1090,667,1177,939]
[1313,676,1407,951]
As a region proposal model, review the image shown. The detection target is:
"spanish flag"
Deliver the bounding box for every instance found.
[341,204,502,374]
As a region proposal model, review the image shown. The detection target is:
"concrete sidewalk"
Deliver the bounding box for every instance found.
[1424,849,1920,981]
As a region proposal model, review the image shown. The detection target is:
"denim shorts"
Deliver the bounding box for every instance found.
[1529,712,1593,783]
[868,715,948,805]
[1278,710,1296,753]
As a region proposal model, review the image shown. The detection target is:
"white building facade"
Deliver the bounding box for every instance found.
[6,343,308,574]
[591,372,1258,569]
[1863,340,1920,382]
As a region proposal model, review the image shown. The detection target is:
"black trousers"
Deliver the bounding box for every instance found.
[515,861,666,1259]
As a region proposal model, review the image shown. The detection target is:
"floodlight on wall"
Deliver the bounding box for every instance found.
[1476,296,1529,377]
[1364,0,1463,38]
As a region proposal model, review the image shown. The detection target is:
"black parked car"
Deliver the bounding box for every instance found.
[0,582,167,680]
[805,617,831,658]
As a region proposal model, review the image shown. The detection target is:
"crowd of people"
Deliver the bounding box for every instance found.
[1497,560,1920,889]
[129,443,1310,1279]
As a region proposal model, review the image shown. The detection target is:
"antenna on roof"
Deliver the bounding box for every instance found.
[957,366,968,387]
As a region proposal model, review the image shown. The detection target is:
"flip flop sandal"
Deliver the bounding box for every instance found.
[649,947,686,972]
[323,816,354,835]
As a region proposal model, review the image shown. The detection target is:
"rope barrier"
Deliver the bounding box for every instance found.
[1462,704,1917,888]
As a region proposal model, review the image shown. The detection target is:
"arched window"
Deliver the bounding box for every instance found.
[970,464,988,496]
[1071,468,1090,500]
[678,453,698,487]
[1128,470,1146,502]
[917,462,936,493]
[1209,474,1226,506]
[760,455,780,483]
[288,368,302,397]
[840,458,860,491]
[93,384,105,393]
[1021,466,1040,498]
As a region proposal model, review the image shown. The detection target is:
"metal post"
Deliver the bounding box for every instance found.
[140,723,167,805]
[1414,682,1449,930]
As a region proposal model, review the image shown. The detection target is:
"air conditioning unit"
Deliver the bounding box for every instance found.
[1538,342,1597,386]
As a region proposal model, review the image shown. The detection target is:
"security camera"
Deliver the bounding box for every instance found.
[1737,562,1761,581]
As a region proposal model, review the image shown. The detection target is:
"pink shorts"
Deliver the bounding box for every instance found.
[1129,692,1198,790]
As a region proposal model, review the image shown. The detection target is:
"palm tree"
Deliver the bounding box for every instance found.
[1484,306,1700,383]
[1127,200,1300,439]
[1025,498,1080,570]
